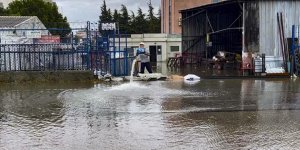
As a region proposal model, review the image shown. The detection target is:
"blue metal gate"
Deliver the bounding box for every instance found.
[0,21,132,76]
[291,25,300,75]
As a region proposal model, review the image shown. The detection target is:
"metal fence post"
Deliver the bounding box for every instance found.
[86,21,91,70]
[125,33,128,76]
[292,25,296,75]
[113,30,116,76]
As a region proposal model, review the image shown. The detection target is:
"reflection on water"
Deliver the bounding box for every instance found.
[1,79,300,149]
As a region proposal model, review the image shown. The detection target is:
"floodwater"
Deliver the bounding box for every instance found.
[1,78,300,150]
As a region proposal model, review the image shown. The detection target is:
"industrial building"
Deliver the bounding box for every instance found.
[113,33,181,62]
[180,0,300,75]
[161,0,226,34]
[0,16,62,71]
[0,16,48,44]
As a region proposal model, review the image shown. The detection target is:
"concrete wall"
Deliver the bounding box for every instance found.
[0,71,94,83]
[114,33,182,62]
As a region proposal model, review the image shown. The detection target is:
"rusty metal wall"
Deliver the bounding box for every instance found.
[259,0,300,57]
[181,10,208,63]
[244,1,260,53]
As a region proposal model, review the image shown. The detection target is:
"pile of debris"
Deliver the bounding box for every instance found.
[211,51,241,70]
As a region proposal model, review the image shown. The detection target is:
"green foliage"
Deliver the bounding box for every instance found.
[99,0,112,22]
[0,7,7,15]
[146,2,160,33]
[113,9,120,23]
[156,8,161,32]
[99,0,112,34]
[119,5,129,33]
[99,0,161,34]
[6,0,71,37]
[127,11,136,34]
[134,8,147,34]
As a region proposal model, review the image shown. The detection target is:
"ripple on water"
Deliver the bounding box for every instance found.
[59,82,191,101]
[56,81,226,115]
[2,80,300,149]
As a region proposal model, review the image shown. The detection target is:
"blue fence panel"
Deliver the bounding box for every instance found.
[0,44,89,71]
[291,25,300,75]
[0,23,131,76]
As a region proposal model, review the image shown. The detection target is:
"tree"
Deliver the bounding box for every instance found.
[113,9,120,23]
[0,7,7,15]
[98,1,161,34]
[157,8,161,21]
[107,9,112,21]
[146,2,160,33]
[128,11,137,34]
[119,4,129,33]
[147,2,155,21]
[99,0,112,22]
[6,0,71,36]
[157,8,161,32]
[135,8,147,34]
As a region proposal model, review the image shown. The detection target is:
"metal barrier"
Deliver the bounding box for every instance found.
[0,43,132,76]
[0,21,132,76]
[291,25,300,75]
[0,44,88,71]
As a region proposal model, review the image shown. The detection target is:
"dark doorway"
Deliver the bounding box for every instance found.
[149,46,157,62]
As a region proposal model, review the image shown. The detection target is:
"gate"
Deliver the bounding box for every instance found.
[0,21,132,76]
[291,25,300,75]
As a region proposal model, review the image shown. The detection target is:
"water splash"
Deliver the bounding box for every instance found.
[130,59,137,83]
[107,82,149,91]
[58,82,204,102]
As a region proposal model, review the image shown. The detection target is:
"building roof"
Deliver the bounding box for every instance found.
[0,16,35,28]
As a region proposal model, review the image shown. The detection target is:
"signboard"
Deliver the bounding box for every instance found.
[27,31,42,38]
[101,23,116,31]
[76,31,87,38]
[34,35,60,44]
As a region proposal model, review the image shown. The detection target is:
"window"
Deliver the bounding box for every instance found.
[170,46,179,52]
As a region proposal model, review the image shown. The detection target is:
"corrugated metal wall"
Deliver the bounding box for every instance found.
[181,2,242,63]
[181,10,207,63]
[259,0,300,57]
[244,1,259,53]
[180,0,300,65]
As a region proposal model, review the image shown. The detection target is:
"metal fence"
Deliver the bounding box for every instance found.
[0,43,132,76]
[0,22,132,76]
[291,25,300,75]
[0,44,88,71]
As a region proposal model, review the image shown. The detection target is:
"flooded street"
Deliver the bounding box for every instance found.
[1,79,300,149]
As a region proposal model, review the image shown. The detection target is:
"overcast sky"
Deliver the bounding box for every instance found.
[52,0,160,23]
